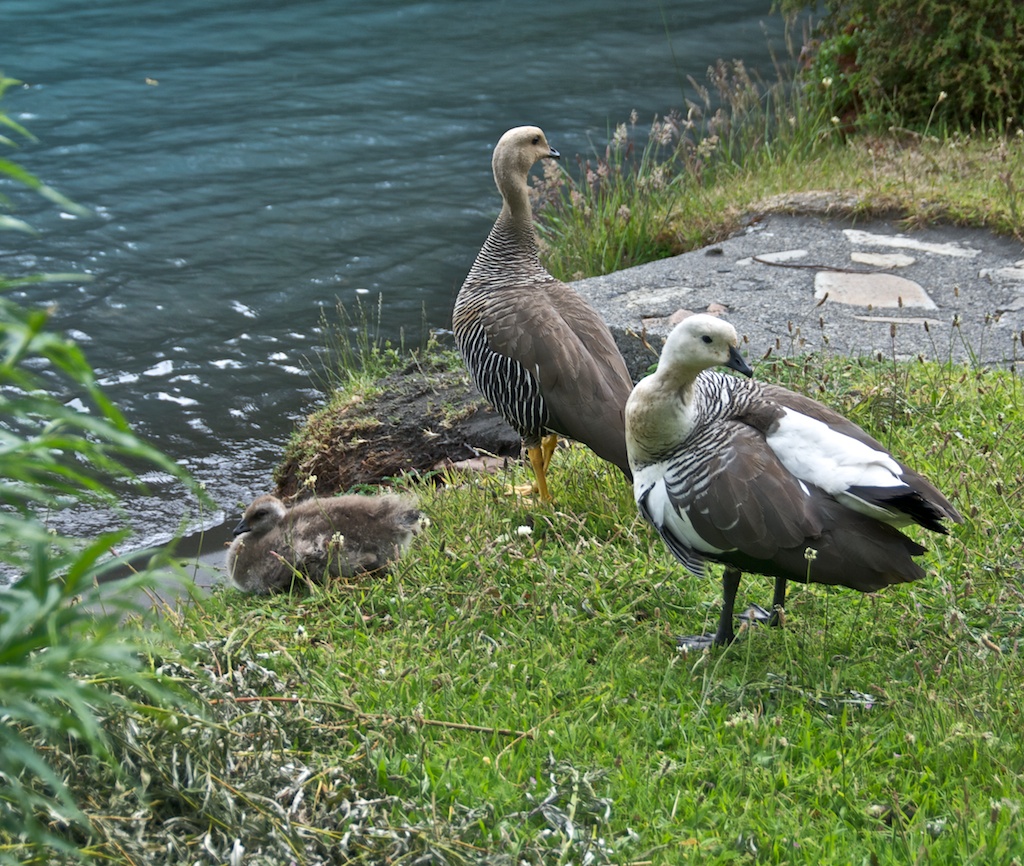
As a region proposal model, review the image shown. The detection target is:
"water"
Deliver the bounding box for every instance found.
[4,0,789,551]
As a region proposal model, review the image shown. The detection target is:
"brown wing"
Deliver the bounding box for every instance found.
[482,278,634,472]
[669,423,824,559]
[665,422,926,591]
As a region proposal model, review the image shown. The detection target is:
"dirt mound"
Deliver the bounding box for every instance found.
[274,360,522,498]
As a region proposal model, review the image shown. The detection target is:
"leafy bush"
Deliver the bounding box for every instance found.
[1,73,203,862]
[788,0,1024,131]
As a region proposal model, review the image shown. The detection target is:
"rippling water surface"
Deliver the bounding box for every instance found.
[5,0,787,550]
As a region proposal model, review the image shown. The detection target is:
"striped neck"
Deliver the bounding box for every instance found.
[467,206,548,284]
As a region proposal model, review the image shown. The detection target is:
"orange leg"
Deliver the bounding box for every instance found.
[525,439,555,503]
[540,433,558,475]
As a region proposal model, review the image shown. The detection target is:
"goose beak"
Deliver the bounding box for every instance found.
[232,517,251,536]
[726,345,753,378]
[546,146,560,160]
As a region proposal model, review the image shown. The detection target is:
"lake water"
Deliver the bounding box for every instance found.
[4,0,790,552]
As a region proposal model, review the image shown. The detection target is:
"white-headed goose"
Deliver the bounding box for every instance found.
[625,314,962,648]
[226,493,427,594]
[453,125,634,501]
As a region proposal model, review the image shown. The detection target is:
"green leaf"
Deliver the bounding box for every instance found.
[0,157,91,218]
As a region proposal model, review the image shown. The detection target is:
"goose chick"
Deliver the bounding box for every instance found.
[226,493,427,594]
[625,314,962,648]
[453,125,634,501]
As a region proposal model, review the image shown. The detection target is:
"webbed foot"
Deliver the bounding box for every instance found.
[738,603,772,625]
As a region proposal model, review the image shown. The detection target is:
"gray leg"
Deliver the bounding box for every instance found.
[677,567,749,650]
[769,576,787,627]
[714,566,742,645]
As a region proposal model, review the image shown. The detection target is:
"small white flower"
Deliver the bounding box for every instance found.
[516,524,533,537]
[822,76,833,88]
[831,116,841,125]
[938,91,947,102]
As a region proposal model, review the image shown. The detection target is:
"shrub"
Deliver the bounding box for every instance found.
[787,0,1024,131]
[1,73,203,863]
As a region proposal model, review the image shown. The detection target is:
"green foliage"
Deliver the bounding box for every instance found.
[311,293,410,395]
[1,77,203,863]
[532,112,683,280]
[788,0,1024,131]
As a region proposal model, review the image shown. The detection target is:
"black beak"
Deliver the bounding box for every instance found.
[232,517,251,536]
[726,345,753,378]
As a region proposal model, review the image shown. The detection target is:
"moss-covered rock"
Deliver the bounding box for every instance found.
[274,356,522,498]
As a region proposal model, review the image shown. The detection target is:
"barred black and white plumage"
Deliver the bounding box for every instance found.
[455,308,548,442]
[452,126,634,500]
[626,313,963,648]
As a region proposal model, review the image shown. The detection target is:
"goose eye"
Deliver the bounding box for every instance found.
[701,335,713,344]
[532,136,540,144]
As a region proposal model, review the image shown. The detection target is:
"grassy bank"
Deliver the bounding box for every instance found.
[87,347,1019,865]
[142,80,1024,857]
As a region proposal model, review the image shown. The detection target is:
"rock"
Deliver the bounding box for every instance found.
[814,271,937,309]
[274,361,522,498]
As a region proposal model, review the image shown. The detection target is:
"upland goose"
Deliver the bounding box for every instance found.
[452,125,634,501]
[226,493,427,594]
[625,314,963,648]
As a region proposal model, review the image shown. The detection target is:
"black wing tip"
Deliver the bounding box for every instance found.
[847,486,959,534]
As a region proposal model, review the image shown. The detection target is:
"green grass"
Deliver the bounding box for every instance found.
[34,335,1021,864]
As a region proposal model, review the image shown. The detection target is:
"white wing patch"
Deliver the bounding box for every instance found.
[635,468,729,558]
[766,408,904,495]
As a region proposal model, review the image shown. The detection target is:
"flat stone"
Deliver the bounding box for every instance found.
[624,285,697,311]
[844,229,980,259]
[852,315,943,326]
[814,271,937,309]
[572,213,1024,372]
[995,296,1024,313]
[850,251,916,268]
[641,304,729,330]
[979,267,1024,281]
[738,248,808,266]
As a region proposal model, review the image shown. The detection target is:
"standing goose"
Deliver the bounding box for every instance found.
[453,125,634,501]
[226,493,427,594]
[625,314,962,648]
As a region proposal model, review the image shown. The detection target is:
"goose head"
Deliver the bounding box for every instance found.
[491,126,560,210]
[233,494,287,537]
[657,314,753,384]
